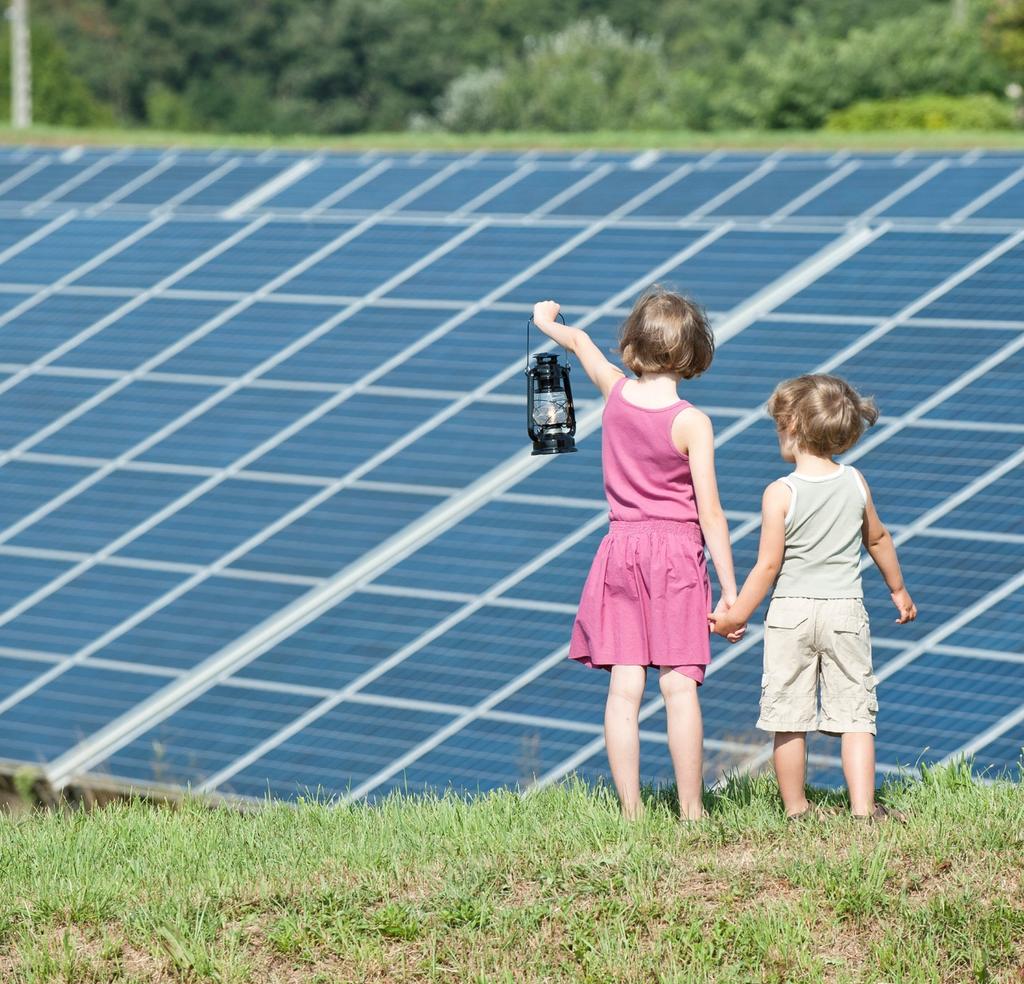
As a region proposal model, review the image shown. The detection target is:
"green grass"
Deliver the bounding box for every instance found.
[0,763,1021,982]
[3,123,1024,152]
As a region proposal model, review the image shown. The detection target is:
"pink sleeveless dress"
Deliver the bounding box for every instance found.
[568,376,712,683]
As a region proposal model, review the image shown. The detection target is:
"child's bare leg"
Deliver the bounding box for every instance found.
[605,665,646,818]
[842,732,876,816]
[773,732,810,816]
[659,669,704,819]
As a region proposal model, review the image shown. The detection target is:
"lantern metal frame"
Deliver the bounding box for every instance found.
[525,314,577,456]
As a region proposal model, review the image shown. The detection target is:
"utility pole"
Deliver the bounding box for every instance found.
[9,0,32,129]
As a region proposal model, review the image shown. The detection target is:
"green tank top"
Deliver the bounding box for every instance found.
[773,464,866,599]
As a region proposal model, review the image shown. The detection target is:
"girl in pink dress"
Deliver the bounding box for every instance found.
[532,290,741,820]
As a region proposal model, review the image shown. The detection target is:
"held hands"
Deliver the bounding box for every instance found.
[532,300,560,325]
[891,587,918,624]
[708,595,746,643]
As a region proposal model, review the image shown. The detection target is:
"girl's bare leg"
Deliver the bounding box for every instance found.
[605,665,647,818]
[659,669,704,820]
[841,732,876,816]
[773,732,810,816]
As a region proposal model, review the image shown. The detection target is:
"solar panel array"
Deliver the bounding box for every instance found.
[0,142,1021,802]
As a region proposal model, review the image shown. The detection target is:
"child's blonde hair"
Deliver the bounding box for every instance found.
[767,374,879,456]
[618,286,714,379]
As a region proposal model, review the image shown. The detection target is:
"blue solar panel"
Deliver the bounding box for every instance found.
[237,487,442,578]
[547,168,671,217]
[91,576,308,670]
[361,605,571,705]
[0,219,145,282]
[327,163,445,211]
[10,469,201,554]
[0,460,93,531]
[934,465,1024,536]
[251,393,447,478]
[101,684,322,789]
[0,145,1020,802]
[370,717,590,798]
[116,163,221,206]
[504,227,706,307]
[0,293,130,363]
[0,566,186,655]
[881,164,1020,218]
[944,587,1024,654]
[630,166,757,217]
[0,375,109,448]
[122,479,315,566]
[281,222,457,296]
[228,701,458,800]
[707,166,834,217]
[0,664,166,762]
[919,240,1024,321]
[973,175,1024,219]
[975,721,1024,780]
[77,221,247,289]
[34,380,220,459]
[263,305,452,385]
[376,499,593,595]
[54,298,230,371]
[236,590,463,690]
[789,163,931,218]
[404,165,518,213]
[262,162,369,210]
[174,224,345,293]
[0,218,49,252]
[778,231,1003,318]
[657,229,836,311]
[0,162,93,203]
[184,163,288,207]
[833,324,1017,415]
[388,225,576,302]
[878,651,1024,764]
[682,319,868,409]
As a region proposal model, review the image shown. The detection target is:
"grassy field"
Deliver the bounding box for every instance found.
[0,764,1020,983]
[3,124,1024,153]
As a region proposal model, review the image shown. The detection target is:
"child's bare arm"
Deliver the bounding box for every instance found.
[709,481,789,638]
[856,469,917,624]
[532,300,623,399]
[675,409,738,608]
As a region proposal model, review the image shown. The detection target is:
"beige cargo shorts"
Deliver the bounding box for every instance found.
[756,596,877,736]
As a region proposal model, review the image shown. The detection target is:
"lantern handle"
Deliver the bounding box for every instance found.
[526,312,566,372]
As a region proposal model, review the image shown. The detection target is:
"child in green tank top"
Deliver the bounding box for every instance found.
[710,374,917,821]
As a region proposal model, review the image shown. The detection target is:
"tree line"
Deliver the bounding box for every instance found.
[3,0,1022,133]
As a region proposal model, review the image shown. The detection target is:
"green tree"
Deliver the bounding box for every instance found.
[712,5,1009,129]
[0,20,113,125]
[985,0,1024,75]
[439,18,690,132]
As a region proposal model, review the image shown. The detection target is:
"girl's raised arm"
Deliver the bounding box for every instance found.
[532,300,623,399]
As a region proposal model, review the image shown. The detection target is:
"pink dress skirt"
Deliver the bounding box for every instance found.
[568,518,712,683]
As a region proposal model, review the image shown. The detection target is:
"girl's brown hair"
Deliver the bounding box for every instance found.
[767,374,879,456]
[618,286,714,379]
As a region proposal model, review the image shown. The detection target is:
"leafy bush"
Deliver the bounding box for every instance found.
[826,93,1017,130]
[712,6,1010,130]
[439,18,695,132]
[0,22,114,126]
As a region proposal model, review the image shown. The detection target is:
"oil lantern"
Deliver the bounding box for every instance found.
[525,315,577,455]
